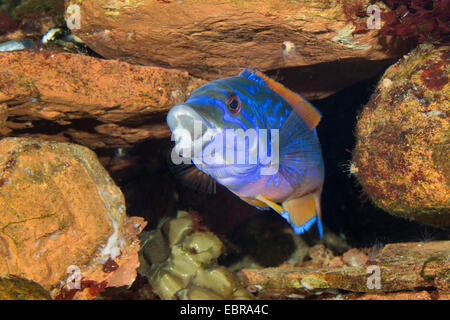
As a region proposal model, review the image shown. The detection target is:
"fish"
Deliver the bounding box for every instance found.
[166,68,325,236]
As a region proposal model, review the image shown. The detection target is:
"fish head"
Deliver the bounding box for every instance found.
[167,76,289,188]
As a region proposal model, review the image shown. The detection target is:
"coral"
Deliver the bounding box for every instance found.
[0,137,147,299]
[380,0,450,43]
[138,211,253,300]
[352,43,449,228]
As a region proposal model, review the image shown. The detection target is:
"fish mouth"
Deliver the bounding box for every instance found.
[167,104,211,158]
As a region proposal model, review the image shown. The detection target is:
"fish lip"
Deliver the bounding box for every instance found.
[167,104,212,158]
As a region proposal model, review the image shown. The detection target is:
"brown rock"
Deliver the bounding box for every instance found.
[297,244,335,268]
[342,248,369,267]
[345,290,449,300]
[240,241,450,299]
[0,137,147,299]
[0,50,205,148]
[66,0,409,99]
[352,43,450,228]
[0,104,7,127]
[327,257,344,268]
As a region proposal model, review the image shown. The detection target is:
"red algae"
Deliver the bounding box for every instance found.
[380,0,450,43]
[421,61,448,90]
[103,258,119,273]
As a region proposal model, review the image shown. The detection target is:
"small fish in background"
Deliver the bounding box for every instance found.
[167,68,325,237]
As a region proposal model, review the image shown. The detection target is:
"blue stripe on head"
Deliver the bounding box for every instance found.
[225,82,260,129]
[230,76,292,129]
[185,74,292,133]
[185,95,249,130]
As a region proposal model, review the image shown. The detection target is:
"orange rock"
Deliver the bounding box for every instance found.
[342,248,368,267]
[346,290,449,300]
[0,104,6,127]
[0,51,205,148]
[65,0,410,99]
[0,137,147,299]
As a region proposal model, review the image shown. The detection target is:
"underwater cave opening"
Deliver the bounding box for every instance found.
[103,70,449,268]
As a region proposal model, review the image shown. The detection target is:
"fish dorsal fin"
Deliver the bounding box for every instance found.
[239,68,322,130]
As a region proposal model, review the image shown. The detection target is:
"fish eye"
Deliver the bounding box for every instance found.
[225,93,241,115]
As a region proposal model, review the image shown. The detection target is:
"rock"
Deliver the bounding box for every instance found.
[352,43,449,228]
[0,137,147,299]
[0,275,51,300]
[0,0,66,42]
[139,210,253,300]
[344,290,450,300]
[0,104,7,127]
[240,241,450,299]
[65,0,409,99]
[0,50,205,148]
[296,244,336,268]
[342,248,369,267]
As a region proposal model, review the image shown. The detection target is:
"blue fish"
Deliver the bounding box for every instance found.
[167,68,325,236]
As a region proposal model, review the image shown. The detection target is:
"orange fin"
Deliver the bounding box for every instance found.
[240,68,322,130]
[281,191,323,236]
[238,195,270,210]
[256,195,284,213]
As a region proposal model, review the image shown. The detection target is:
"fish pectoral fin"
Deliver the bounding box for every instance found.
[281,191,323,237]
[255,195,284,214]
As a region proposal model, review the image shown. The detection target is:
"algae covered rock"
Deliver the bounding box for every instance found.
[139,211,253,300]
[352,43,449,228]
[0,275,51,300]
[0,137,146,299]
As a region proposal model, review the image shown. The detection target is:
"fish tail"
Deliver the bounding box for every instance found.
[281,190,323,237]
